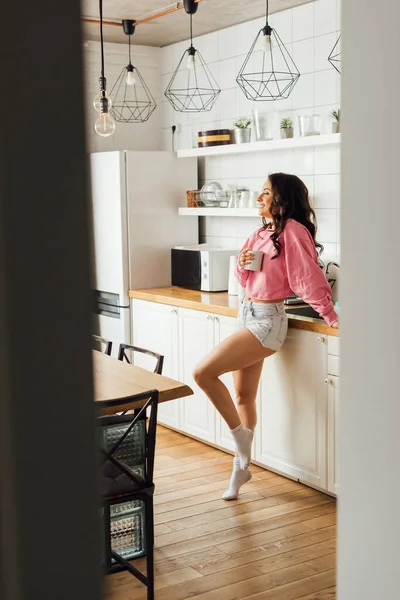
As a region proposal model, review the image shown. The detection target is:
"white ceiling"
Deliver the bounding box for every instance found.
[81,0,313,47]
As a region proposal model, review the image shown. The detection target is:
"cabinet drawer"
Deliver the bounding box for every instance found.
[328,354,340,376]
[328,336,340,357]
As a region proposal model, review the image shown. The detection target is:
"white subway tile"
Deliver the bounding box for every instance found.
[315,146,341,174]
[314,174,340,208]
[301,175,315,200]
[217,26,236,61]
[292,148,315,176]
[234,21,258,57]
[293,2,315,42]
[204,217,222,237]
[217,57,237,91]
[197,32,219,66]
[217,88,238,120]
[219,237,241,249]
[314,69,339,106]
[293,38,314,75]
[291,72,314,110]
[236,86,255,119]
[160,46,174,75]
[269,9,293,44]
[315,0,339,36]
[314,208,337,243]
[320,242,338,264]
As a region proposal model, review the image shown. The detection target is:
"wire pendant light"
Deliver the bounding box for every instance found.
[236,0,300,101]
[164,0,220,113]
[109,20,157,123]
[328,34,341,74]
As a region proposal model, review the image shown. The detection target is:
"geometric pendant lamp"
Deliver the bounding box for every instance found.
[109,20,157,123]
[164,0,220,112]
[236,0,300,101]
[328,34,341,74]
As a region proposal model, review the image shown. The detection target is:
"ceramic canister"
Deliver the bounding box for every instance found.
[198,129,231,147]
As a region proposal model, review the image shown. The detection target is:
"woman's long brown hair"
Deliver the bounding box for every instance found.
[260,172,323,259]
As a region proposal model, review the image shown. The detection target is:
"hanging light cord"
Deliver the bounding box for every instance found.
[190,13,193,47]
[128,33,132,64]
[99,0,105,91]
[265,0,269,26]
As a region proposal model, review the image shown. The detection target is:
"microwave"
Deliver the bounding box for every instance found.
[171,245,238,292]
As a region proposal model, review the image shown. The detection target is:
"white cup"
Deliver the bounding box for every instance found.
[248,191,260,208]
[238,191,251,208]
[239,249,264,271]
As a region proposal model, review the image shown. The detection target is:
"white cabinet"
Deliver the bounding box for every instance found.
[178,308,217,443]
[327,377,339,495]
[256,328,328,490]
[132,300,180,429]
[131,298,340,495]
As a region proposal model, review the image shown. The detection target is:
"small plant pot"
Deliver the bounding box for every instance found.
[280,127,293,139]
[332,122,340,134]
[233,128,251,144]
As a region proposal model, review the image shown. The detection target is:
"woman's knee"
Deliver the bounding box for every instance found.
[236,391,256,408]
[193,363,214,389]
[192,363,210,388]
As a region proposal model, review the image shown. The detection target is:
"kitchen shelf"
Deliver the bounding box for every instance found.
[178,207,260,217]
[177,133,340,158]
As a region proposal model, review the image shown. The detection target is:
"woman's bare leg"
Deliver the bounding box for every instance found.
[193,329,274,429]
[233,360,264,431]
[193,329,274,469]
[222,360,265,500]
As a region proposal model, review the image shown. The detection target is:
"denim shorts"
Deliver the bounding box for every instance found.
[236,298,288,352]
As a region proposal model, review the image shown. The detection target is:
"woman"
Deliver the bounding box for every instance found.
[193,173,339,501]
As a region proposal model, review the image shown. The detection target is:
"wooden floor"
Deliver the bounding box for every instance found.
[106,427,336,600]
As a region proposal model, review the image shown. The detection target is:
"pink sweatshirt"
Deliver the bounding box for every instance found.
[235,219,338,326]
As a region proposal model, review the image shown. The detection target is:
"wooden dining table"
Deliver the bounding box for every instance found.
[93,351,193,415]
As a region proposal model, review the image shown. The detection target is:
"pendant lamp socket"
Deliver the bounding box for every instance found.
[122,19,136,35]
[183,0,198,15]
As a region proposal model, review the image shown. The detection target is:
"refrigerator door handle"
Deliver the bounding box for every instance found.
[94,290,129,319]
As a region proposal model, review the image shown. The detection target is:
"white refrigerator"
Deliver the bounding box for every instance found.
[90,150,198,356]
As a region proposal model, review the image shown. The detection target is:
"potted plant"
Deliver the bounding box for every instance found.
[280,117,293,139]
[232,117,252,144]
[331,109,340,133]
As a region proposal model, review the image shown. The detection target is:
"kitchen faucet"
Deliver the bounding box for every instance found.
[325,261,340,277]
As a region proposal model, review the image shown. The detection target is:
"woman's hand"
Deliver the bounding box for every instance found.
[238,248,255,267]
[331,320,339,329]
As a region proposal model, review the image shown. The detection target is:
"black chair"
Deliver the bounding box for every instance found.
[118,343,164,375]
[92,335,113,356]
[99,389,159,600]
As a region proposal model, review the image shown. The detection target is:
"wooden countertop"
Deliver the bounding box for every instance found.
[129,287,339,337]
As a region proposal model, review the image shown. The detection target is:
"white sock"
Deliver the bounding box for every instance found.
[230,424,253,469]
[222,457,252,501]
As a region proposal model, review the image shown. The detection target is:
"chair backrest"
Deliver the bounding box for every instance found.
[99,389,159,488]
[118,343,164,375]
[92,335,113,356]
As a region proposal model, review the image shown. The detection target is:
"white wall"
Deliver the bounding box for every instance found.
[338,0,400,598]
[83,41,161,152]
[160,0,341,268]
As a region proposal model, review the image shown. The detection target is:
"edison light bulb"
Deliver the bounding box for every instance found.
[264,33,272,55]
[187,53,196,71]
[126,70,136,86]
[95,97,115,138]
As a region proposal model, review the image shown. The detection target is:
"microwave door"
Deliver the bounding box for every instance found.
[171,249,201,289]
